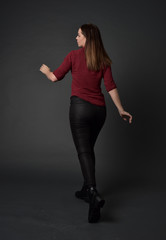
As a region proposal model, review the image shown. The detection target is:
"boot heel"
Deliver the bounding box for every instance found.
[75,184,90,203]
[95,195,105,207]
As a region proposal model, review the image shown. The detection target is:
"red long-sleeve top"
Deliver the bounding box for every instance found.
[53,47,117,106]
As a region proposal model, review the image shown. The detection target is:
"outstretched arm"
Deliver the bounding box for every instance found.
[39,64,58,82]
[108,88,132,124]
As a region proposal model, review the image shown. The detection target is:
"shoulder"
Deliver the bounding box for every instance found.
[69,47,84,56]
[102,64,112,71]
[64,48,84,61]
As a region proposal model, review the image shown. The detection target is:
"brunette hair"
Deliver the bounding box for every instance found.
[80,23,112,71]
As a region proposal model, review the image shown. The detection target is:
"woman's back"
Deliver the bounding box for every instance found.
[53,47,117,106]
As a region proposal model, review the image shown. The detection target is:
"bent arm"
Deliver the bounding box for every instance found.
[40,51,72,82]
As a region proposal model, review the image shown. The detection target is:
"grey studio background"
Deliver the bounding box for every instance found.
[0,0,166,240]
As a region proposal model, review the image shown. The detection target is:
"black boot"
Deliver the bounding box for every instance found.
[87,186,105,223]
[75,184,90,203]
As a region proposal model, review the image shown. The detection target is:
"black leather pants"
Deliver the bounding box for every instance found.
[69,96,106,187]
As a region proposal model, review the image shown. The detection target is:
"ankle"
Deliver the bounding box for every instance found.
[87,184,96,190]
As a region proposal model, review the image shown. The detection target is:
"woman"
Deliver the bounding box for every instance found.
[39,23,132,223]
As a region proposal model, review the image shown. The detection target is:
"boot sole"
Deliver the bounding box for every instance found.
[88,198,105,223]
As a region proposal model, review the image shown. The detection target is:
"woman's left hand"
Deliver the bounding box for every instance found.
[119,110,132,124]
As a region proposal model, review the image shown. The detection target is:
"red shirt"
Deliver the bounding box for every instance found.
[53,47,117,106]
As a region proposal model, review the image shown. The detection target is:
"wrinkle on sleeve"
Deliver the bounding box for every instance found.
[103,65,117,92]
[53,51,72,80]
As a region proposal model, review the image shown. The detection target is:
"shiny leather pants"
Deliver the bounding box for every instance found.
[69,96,106,187]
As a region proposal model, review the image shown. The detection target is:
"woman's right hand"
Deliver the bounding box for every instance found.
[39,64,50,75]
[39,64,58,82]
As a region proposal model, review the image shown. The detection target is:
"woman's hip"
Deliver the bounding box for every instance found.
[69,96,106,124]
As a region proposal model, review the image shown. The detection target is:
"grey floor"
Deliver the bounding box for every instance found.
[0,173,166,240]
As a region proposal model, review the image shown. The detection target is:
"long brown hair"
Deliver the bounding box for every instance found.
[80,23,112,71]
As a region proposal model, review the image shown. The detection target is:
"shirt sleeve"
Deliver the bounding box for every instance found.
[53,51,72,80]
[103,65,117,92]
